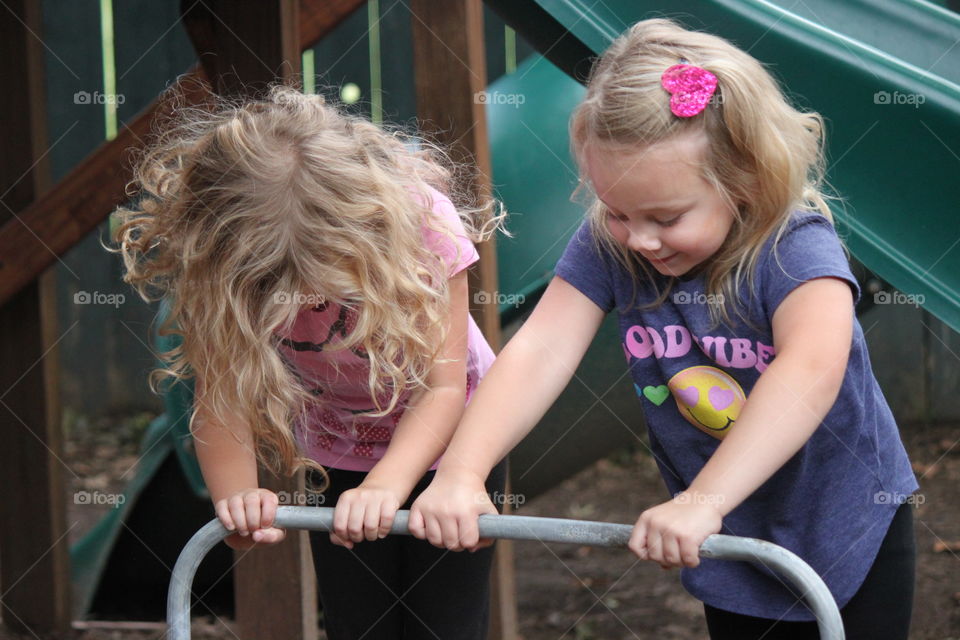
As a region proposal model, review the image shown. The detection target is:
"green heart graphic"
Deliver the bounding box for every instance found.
[642,385,670,406]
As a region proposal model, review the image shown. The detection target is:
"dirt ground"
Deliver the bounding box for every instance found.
[1,417,957,640]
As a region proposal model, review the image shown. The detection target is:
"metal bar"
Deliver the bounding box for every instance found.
[168,506,845,640]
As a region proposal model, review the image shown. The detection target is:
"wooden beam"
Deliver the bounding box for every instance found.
[0,0,366,308]
[411,0,502,344]
[410,2,518,639]
[0,0,71,634]
[179,2,318,639]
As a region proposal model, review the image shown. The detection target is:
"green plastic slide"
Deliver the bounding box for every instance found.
[487,0,960,331]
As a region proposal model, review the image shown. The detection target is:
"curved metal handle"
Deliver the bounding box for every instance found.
[168,506,844,640]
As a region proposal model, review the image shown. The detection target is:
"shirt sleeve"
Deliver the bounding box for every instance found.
[758,212,861,319]
[420,187,480,278]
[554,220,617,313]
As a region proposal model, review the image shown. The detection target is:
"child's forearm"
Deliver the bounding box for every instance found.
[362,385,465,498]
[192,411,260,504]
[437,329,580,480]
[686,349,846,516]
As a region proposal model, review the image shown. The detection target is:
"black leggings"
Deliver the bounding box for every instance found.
[307,462,507,640]
[704,502,916,640]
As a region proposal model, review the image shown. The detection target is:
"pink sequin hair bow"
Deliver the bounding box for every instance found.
[661,63,718,118]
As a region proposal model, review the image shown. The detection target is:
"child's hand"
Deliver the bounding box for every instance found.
[331,483,403,549]
[408,469,497,552]
[215,488,287,550]
[628,492,723,569]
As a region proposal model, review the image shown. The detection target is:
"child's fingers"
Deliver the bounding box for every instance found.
[252,526,286,545]
[363,499,382,541]
[329,531,353,549]
[333,500,351,541]
[628,520,648,560]
[441,516,464,551]
[680,536,701,568]
[228,496,249,536]
[423,514,444,548]
[466,537,495,552]
[215,501,236,532]
[224,532,255,550]
[378,501,396,539]
[661,534,681,568]
[243,492,262,532]
[647,530,664,565]
[407,507,426,539]
[458,514,480,549]
[346,501,367,543]
[259,491,278,529]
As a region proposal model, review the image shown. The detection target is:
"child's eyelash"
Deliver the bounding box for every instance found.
[658,213,684,227]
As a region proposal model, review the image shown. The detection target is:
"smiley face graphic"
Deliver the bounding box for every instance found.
[667,366,746,439]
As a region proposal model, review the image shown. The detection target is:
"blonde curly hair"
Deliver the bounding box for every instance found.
[571,18,835,326]
[110,82,501,479]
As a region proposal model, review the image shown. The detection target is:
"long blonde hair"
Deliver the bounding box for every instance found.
[571,18,833,325]
[110,82,500,478]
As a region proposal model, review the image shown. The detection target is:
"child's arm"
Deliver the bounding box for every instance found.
[630,277,854,569]
[330,270,475,547]
[192,384,286,550]
[408,275,606,550]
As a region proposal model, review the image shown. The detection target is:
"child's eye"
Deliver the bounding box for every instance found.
[658,213,684,227]
[607,210,629,223]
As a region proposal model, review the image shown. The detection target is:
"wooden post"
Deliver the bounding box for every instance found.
[410,1,519,638]
[0,0,72,634]
[181,2,316,639]
[0,0,367,309]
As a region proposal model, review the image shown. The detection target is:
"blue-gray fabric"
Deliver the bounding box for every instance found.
[554,212,918,621]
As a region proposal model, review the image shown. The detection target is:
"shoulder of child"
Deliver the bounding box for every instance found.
[756,210,859,315]
[415,185,478,277]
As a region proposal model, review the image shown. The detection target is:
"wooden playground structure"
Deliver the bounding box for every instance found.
[0,1,517,638]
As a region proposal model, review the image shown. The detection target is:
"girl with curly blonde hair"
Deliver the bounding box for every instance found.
[112,83,506,639]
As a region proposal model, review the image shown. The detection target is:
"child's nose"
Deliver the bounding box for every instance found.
[628,227,661,253]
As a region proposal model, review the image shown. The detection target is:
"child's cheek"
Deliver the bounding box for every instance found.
[607,218,629,246]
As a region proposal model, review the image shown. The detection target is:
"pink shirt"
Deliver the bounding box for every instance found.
[279,187,495,471]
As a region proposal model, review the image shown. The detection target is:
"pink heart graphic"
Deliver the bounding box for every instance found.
[661,64,718,118]
[677,386,700,407]
[708,386,734,411]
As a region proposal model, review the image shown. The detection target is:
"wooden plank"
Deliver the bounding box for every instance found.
[233,469,317,640]
[179,2,316,639]
[0,0,71,634]
[410,2,518,639]
[411,0,501,344]
[181,0,301,96]
[0,0,366,309]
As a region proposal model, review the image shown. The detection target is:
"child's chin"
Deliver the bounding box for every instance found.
[650,260,688,277]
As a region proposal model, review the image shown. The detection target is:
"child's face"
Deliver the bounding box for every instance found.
[585,133,736,278]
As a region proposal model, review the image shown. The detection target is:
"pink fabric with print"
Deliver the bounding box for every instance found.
[279,187,494,472]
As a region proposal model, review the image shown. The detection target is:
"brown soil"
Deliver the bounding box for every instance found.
[1,417,957,639]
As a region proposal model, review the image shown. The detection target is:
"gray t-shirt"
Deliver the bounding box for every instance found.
[555,211,918,621]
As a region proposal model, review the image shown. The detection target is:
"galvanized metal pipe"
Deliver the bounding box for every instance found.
[168,506,844,639]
